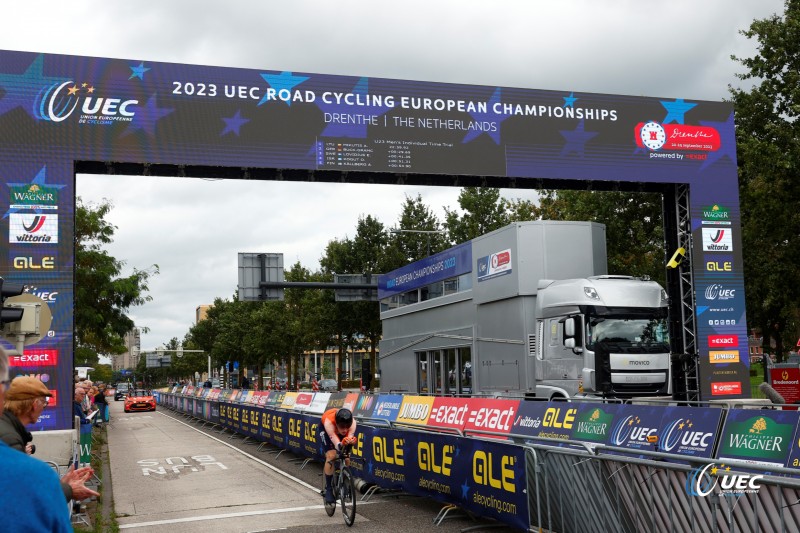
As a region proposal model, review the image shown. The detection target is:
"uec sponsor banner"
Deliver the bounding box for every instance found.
[607,404,669,453]
[717,409,800,470]
[656,406,722,459]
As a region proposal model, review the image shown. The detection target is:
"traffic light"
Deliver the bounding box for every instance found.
[0,278,24,325]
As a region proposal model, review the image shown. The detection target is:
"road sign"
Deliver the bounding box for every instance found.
[238,253,284,301]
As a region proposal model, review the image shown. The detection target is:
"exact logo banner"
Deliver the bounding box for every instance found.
[476,249,512,282]
[9,213,58,243]
[10,349,58,367]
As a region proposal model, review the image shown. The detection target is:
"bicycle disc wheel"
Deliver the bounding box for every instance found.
[322,474,336,516]
[340,468,356,526]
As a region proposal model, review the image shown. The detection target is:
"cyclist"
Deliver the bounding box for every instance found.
[320,407,357,504]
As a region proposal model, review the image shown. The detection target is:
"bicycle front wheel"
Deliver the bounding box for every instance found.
[340,468,356,526]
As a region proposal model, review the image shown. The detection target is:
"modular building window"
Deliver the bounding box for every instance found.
[417,352,428,394]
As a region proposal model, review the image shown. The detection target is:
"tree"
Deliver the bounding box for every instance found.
[388,194,448,263]
[730,1,800,360]
[530,190,665,284]
[443,187,510,244]
[75,198,158,359]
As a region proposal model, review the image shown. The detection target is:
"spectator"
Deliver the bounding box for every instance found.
[73,387,92,424]
[0,347,72,531]
[0,376,50,452]
[0,376,99,503]
[94,385,109,424]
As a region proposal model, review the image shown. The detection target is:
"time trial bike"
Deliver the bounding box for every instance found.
[322,443,356,526]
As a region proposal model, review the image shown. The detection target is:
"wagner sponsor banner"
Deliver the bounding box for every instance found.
[656,406,722,459]
[353,393,377,418]
[476,249,512,282]
[718,409,800,470]
[568,403,621,444]
[372,394,404,421]
[396,395,434,426]
[428,396,471,431]
[463,399,520,437]
[307,392,331,414]
[771,367,800,404]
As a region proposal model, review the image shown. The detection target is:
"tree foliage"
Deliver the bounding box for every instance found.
[730,0,800,359]
[75,198,158,360]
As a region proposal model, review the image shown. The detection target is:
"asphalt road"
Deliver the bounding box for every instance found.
[106,399,520,533]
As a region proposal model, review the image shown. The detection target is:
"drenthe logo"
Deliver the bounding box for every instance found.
[37,81,138,124]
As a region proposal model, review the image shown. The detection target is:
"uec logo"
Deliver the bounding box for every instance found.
[40,81,138,123]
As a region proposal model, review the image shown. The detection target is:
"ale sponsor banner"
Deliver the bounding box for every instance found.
[511,401,578,442]
[717,409,800,469]
[261,409,287,448]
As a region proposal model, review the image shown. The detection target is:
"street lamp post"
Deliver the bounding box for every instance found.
[389,228,446,257]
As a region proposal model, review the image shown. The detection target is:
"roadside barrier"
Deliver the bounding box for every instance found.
[156,387,800,531]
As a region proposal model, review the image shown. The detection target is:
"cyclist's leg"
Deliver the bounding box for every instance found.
[321,432,337,504]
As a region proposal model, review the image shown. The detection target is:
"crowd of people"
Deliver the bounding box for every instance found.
[73,378,110,425]
[0,346,100,530]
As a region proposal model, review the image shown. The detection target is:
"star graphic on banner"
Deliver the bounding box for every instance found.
[661,98,697,124]
[463,87,507,145]
[563,92,578,108]
[129,62,151,80]
[221,110,249,136]
[367,461,374,475]
[258,71,309,106]
[460,480,471,499]
[0,54,68,120]
[316,77,392,139]
[559,119,598,157]
[699,113,736,170]
[3,165,66,219]
[121,94,174,137]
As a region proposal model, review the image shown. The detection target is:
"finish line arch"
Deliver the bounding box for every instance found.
[0,50,746,430]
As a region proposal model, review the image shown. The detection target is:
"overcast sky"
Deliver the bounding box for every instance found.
[0,1,785,357]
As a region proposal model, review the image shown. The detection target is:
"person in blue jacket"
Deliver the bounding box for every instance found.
[0,346,71,532]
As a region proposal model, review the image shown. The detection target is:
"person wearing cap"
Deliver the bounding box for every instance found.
[1,376,100,503]
[0,347,71,532]
[0,376,51,452]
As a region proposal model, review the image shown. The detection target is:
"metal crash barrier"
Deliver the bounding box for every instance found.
[157,387,800,532]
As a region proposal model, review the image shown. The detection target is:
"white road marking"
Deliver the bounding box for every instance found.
[118,503,326,529]
[154,410,318,491]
